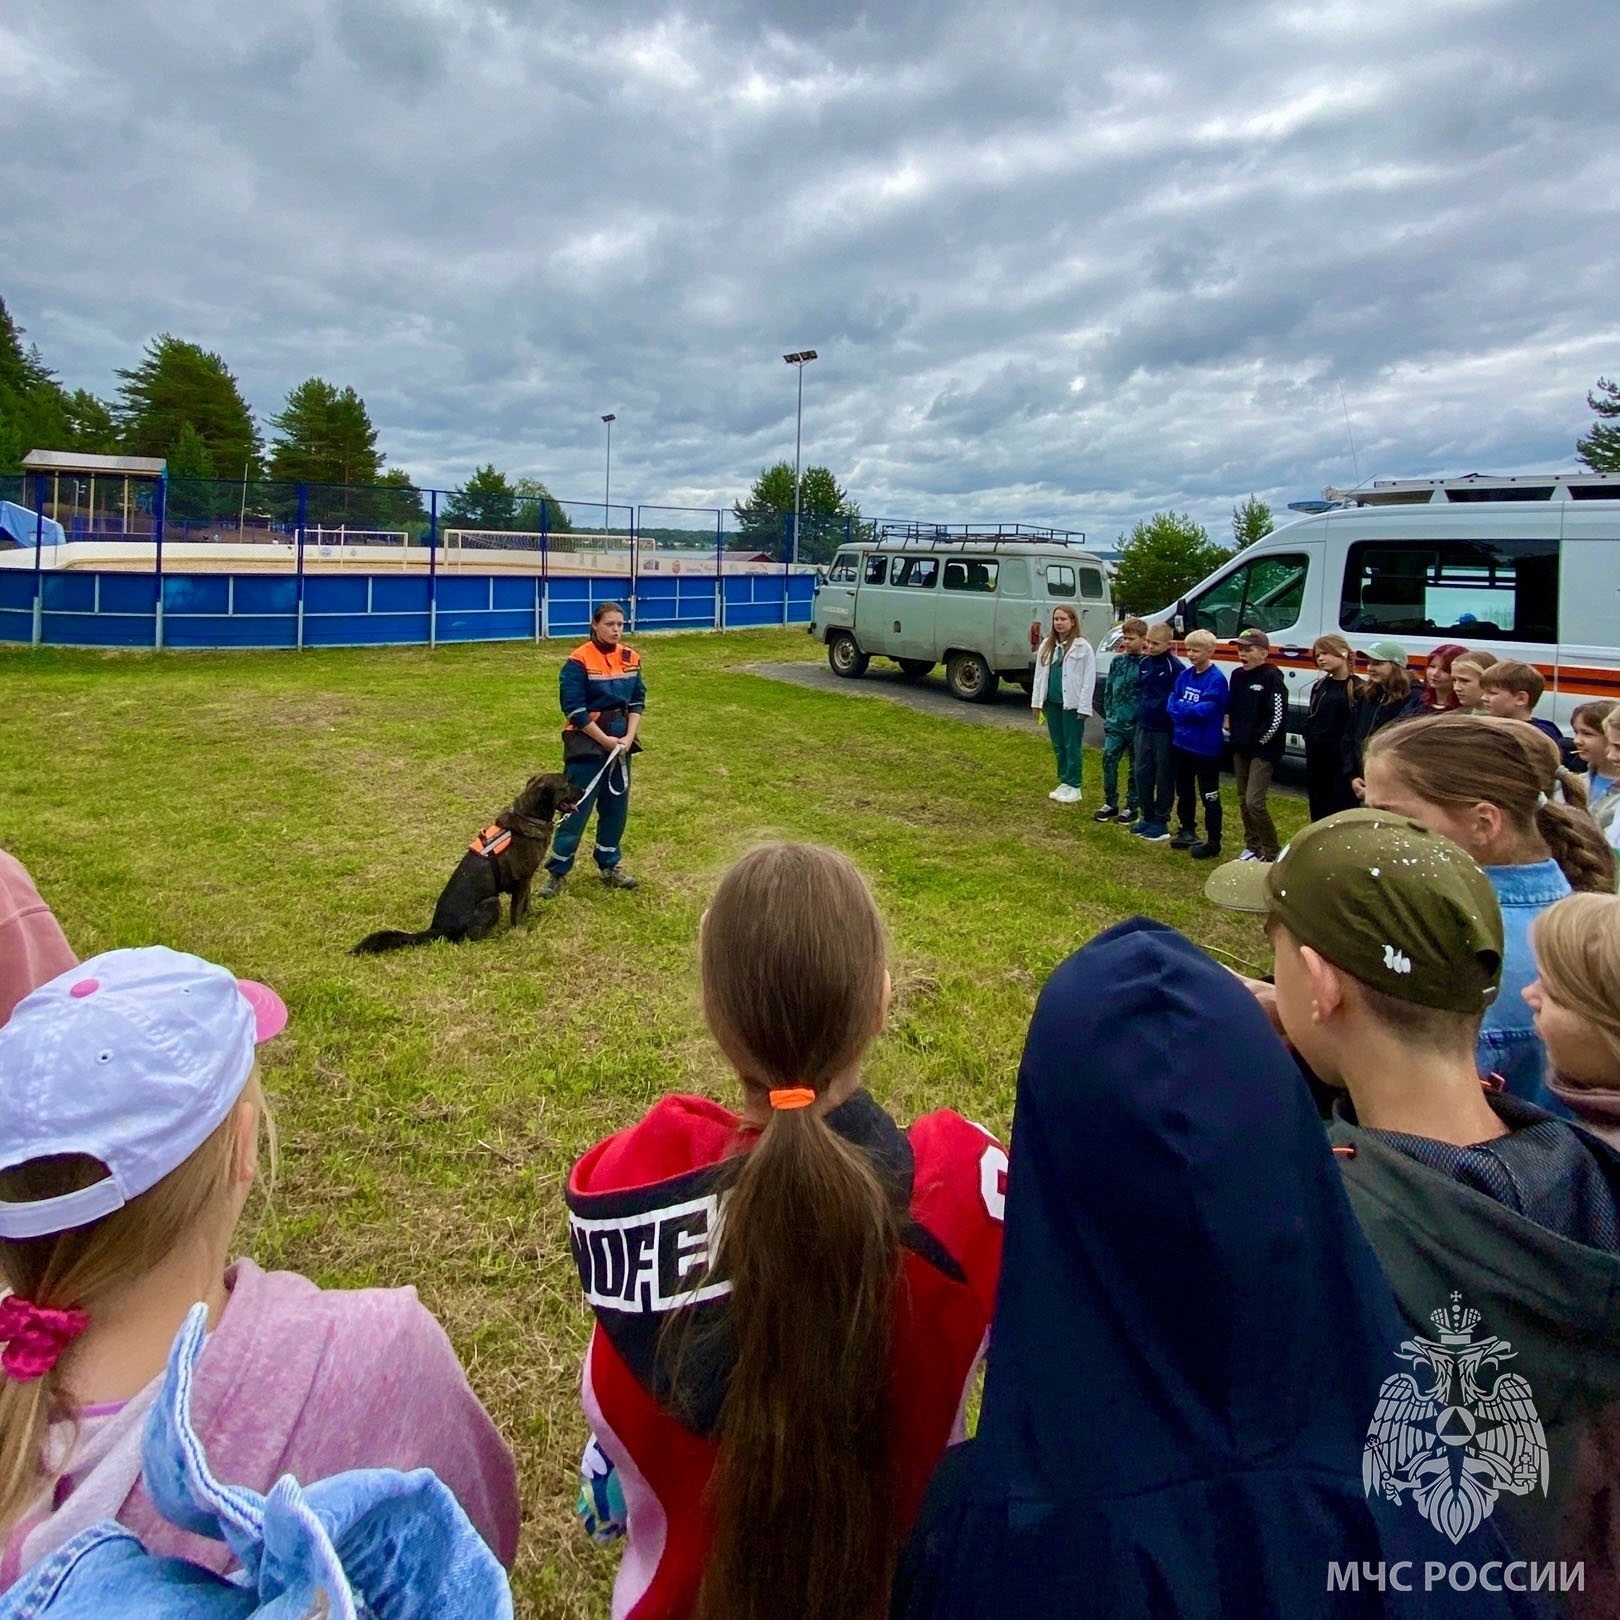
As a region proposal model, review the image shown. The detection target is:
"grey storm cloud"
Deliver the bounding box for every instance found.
[3,0,1618,540]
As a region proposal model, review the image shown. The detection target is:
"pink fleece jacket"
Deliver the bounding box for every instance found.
[1545,1074,1620,1151]
[1,1258,521,1587]
[0,852,76,1025]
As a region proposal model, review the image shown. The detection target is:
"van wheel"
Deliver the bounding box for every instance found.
[828,633,869,679]
[946,651,1000,703]
[895,658,934,681]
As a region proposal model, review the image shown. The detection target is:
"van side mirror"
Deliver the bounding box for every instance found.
[1173,600,1187,635]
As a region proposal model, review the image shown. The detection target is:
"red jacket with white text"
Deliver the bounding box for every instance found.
[566,1090,1006,1620]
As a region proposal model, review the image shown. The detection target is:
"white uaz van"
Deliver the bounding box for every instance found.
[810,528,1113,703]
[1099,473,1620,747]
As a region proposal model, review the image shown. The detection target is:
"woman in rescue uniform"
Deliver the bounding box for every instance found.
[539,601,645,898]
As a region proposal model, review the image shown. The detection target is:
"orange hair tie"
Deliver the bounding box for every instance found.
[768,1087,817,1111]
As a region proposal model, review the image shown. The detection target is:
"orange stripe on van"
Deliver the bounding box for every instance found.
[1203,651,1620,697]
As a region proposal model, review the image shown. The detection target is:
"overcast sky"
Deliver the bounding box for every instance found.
[5,0,1617,540]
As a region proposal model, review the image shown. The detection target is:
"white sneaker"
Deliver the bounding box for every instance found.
[1057,785,1083,804]
[1238,849,1261,862]
[1048,786,1067,801]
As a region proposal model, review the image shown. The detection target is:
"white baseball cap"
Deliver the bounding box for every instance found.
[0,947,287,1240]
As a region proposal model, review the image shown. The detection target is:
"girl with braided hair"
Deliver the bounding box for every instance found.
[1363,712,1615,1107]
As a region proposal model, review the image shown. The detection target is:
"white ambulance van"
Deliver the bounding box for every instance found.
[1098,473,1620,748]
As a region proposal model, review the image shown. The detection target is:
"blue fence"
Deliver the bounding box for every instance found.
[0,567,817,651]
[0,472,833,650]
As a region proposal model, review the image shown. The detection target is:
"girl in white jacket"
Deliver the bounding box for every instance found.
[1031,606,1097,803]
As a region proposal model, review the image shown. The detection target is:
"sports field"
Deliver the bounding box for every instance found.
[0,628,1303,1618]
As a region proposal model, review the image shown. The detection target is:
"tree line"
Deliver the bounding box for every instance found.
[0,296,569,533]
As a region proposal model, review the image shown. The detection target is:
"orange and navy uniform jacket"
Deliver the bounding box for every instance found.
[561,638,645,760]
[566,1090,1006,1620]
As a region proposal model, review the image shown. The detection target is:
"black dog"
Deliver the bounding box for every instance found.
[352,773,582,954]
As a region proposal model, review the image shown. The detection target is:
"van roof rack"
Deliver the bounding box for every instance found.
[1321,472,1620,506]
[873,520,1090,551]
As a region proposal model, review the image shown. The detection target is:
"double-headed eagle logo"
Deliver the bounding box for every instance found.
[1363,1294,1548,1544]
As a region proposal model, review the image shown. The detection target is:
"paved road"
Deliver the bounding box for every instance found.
[742,658,1042,730]
[742,657,1309,791]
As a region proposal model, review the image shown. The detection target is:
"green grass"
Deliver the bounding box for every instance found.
[0,629,1298,1618]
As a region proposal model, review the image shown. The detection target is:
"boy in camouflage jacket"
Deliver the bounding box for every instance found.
[1095,617,1147,823]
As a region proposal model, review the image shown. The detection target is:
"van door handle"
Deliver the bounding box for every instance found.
[893,620,902,633]
[1281,646,1304,659]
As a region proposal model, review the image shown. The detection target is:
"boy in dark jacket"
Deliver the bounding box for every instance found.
[1165,629,1228,860]
[1213,809,1620,1601]
[1094,618,1147,824]
[1129,623,1183,842]
[1225,629,1287,861]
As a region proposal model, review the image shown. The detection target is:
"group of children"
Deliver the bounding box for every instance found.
[8,617,1620,1617]
[1074,617,1287,863]
[14,804,1620,1618]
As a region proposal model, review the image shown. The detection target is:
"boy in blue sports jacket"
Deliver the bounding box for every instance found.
[1166,628,1228,860]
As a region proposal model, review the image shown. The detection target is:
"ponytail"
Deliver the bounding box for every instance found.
[1367,714,1616,894]
[1536,801,1615,894]
[695,844,901,1620]
[697,1102,900,1620]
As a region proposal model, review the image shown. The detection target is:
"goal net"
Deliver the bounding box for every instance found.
[305,526,411,549]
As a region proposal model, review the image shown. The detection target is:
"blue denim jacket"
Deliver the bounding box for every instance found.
[1478,859,1572,1112]
[0,1306,512,1620]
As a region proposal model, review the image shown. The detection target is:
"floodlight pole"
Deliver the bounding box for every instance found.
[782,350,817,567]
[602,414,616,531]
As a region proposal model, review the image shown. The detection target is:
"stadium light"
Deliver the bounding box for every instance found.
[781,351,818,566]
[601,414,616,530]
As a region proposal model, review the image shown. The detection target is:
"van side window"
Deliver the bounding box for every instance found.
[998,559,1030,596]
[894,557,940,589]
[1189,553,1309,637]
[828,553,858,584]
[1046,564,1076,597]
[864,555,889,585]
[1079,567,1104,600]
[943,558,999,592]
[1339,539,1559,642]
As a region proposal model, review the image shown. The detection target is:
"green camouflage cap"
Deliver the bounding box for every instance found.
[1206,808,1504,1013]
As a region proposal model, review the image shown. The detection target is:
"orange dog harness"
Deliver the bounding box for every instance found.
[468,824,512,859]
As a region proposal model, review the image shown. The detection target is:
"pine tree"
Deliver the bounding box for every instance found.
[164,421,224,522]
[444,464,517,530]
[731,461,859,561]
[0,296,70,474]
[373,468,429,533]
[1231,494,1274,550]
[1110,513,1231,616]
[1576,378,1620,474]
[267,379,382,487]
[114,335,261,478]
[513,476,573,534]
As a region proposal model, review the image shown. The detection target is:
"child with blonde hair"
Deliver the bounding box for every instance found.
[567,844,1004,1620]
[0,947,519,1587]
[1449,649,1499,711]
[1527,893,1620,1145]
[1165,628,1228,860]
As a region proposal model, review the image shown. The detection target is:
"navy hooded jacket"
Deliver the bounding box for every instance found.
[895,919,1538,1620]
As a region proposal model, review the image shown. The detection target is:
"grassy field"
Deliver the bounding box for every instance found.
[0,628,1302,1618]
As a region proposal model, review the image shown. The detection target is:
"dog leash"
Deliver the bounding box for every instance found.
[577,743,630,805]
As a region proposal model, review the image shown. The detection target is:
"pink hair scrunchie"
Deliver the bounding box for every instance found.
[0,1294,90,1381]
